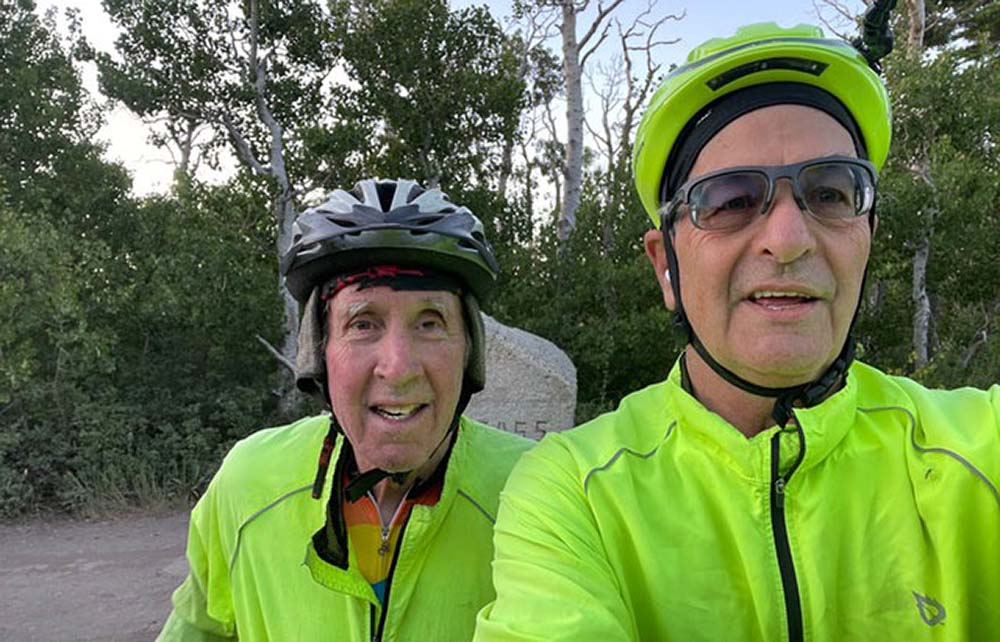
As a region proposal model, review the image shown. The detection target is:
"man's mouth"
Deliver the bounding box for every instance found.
[749,290,819,310]
[371,404,427,421]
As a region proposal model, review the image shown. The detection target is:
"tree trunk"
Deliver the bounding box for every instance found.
[905,0,926,53]
[268,123,301,416]
[559,0,583,242]
[911,235,931,368]
[905,0,933,371]
[498,136,514,199]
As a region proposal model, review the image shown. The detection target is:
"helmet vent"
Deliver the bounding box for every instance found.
[327,216,358,228]
[707,57,828,90]
[411,215,445,227]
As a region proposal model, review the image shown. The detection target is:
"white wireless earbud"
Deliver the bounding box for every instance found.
[664,269,671,283]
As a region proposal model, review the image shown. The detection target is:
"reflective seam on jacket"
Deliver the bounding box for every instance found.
[229,484,312,574]
[583,422,677,493]
[458,489,497,524]
[860,405,1000,509]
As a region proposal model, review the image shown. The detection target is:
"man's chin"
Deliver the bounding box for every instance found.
[720,341,835,389]
[737,356,833,390]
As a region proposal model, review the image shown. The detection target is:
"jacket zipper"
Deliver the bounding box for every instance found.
[371,512,413,642]
[770,431,804,642]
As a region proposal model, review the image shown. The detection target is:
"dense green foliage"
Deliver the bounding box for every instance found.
[2,0,998,516]
[0,3,284,515]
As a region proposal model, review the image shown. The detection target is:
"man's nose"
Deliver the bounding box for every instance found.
[754,180,817,264]
[373,326,421,386]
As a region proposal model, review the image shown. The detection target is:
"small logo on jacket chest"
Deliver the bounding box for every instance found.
[912,591,946,626]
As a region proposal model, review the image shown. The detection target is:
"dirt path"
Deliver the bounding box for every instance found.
[0,510,190,642]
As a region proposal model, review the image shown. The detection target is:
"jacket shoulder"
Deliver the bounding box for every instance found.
[852,362,1000,482]
[209,415,329,514]
[451,418,534,520]
[853,362,999,435]
[515,381,672,491]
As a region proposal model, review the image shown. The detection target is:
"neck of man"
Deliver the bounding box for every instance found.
[367,432,452,524]
[683,345,787,438]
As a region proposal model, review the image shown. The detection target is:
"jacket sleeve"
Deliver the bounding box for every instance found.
[157,473,238,642]
[474,438,636,642]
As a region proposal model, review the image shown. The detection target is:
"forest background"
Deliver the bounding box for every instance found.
[2,0,998,517]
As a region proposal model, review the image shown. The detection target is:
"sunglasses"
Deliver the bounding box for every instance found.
[662,156,877,232]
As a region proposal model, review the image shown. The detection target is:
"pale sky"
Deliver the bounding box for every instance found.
[38,0,866,196]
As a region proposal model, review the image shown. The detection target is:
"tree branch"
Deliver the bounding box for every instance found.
[580,19,612,68]
[246,0,291,196]
[811,0,860,40]
[257,334,295,372]
[221,112,270,176]
[577,0,627,50]
[959,300,1000,370]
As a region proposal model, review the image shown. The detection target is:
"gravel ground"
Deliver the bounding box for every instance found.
[0,510,190,642]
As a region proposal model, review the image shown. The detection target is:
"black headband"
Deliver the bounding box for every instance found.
[661,82,868,205]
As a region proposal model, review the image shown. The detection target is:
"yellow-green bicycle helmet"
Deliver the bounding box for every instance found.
[633,22,892,226]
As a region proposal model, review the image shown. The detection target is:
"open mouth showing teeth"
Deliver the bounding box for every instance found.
[750,291,818,308]
[372,404,426,420]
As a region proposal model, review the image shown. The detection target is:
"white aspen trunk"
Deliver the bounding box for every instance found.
[498,136,514,199]
[906,0,933,370]
[177,120,194,177]
[559,0,583,242]
[911,236,931,368]
[264,93,301,415]
[906,0,926,53]
[248,0,300,413]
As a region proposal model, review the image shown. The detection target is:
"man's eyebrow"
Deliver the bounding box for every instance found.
[341,300,373,318]
[418,298,450,314]
[334,294,455,319]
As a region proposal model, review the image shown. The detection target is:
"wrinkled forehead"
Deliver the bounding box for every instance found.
[329,284,461,315]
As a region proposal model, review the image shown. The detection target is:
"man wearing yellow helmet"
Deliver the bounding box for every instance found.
[475,19,999,642]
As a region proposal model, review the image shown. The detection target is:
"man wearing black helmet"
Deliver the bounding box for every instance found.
[158,179,531,641]
[476,21,999,642]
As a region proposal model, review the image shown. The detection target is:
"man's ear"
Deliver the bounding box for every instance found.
[643,229,676,311]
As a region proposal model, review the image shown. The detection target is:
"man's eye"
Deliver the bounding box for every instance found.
[420,317,445,331]
[812,187,849,204]
[348,319,375,332]
[718,194,757,211]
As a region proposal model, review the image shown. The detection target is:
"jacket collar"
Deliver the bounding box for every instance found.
[664,357,859,481]
[304,417,477,599]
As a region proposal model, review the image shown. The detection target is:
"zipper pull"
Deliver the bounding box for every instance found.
[775,477,787,495]
[378,529,390,556]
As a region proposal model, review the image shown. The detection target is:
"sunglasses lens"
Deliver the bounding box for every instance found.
[800,162,875,219]
[689,172,768,230]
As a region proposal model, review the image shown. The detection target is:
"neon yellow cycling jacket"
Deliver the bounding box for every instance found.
[476,361,1000,642]
[158,415,531,642]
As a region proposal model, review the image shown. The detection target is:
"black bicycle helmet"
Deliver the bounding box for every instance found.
[282,178,499,305]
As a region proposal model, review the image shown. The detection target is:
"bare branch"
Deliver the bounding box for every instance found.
[577,0,627,50]
[221,111,269,177]
[811,0,860,40]
[597,0,681,164]
[245,0,290,196]
[959,300,1000,370]
[580,19,613,68]
[257,334,295,372]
